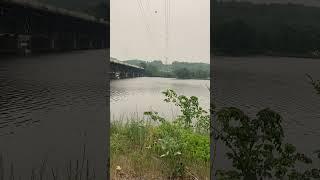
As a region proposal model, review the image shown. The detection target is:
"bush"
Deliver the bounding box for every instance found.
[212,75,320,180]
[214,107,312,179]
[144,89,210,178]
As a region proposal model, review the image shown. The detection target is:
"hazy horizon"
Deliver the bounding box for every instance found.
[111,56,210,64]
[111,0,210,64]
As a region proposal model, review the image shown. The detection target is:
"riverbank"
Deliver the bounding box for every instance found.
[144,75,210,80]
[110,89,210,179]
[110,120,210,180]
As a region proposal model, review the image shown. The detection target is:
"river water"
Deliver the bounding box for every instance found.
[2,53,319,176]
[0,50,108,179]
[213,56,320,169]
[110,77,210,120]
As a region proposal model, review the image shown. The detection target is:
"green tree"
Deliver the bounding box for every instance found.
[139,62,147,69]
[212,1,320,56]
[214,107,311,180]
[174,68,192,79]
[145,64,160,77]
[194,69,209,79]
[214,19,256,55]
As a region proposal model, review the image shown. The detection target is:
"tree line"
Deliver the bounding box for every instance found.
[213,1,320,57]
[124,60,210,79]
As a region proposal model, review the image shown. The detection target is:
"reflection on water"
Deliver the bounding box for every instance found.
[0,50,107,178]
[110,77,210,120]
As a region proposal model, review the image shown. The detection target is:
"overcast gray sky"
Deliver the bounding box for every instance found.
[111,0,210,63]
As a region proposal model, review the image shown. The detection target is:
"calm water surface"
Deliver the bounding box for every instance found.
[110,77,210,120]
[213,56,320,169]
[0,50,107,178]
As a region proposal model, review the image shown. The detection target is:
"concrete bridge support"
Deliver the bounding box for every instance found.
[0,1,109,55]
[17,35,31,55]
[110,58,145,79]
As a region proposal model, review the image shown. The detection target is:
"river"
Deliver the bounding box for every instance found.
[213,56,320,169]
[2,53,319,176]
[0,50,108,179]
[110,77,210,120]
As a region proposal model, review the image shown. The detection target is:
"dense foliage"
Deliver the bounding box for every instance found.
[125,60,210,79]
[214,107,312,179]
[213,1,320,56]
[144,89,210,178]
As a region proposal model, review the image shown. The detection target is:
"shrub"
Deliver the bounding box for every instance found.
[144,89,210,178]
[213,75,320,180]
[215,107,312,179]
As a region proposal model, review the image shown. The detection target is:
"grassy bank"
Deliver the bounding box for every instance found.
[110,120,210,179]
[110,90,210,180]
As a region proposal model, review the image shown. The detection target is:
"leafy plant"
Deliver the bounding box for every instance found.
[180,129,210,162]
[306,74,320,95]
[213,75,320,180]
[144,89,210,178]
[302,75,320,179]
[214,107,312,179]
[166,89,210,131]
[145,89,210,133]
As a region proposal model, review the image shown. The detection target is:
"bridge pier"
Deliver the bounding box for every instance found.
[17,35,31,55]
[49,33,59,50]
[73,33,78,49]
[120,72,129,79]
[0,1,108,55]
[50,39,55,49]
[110,58,145,79]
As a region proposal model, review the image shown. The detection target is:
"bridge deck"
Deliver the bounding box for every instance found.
[2,0,108,25]
[110,57,144,70]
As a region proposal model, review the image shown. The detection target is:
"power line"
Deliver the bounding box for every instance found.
[146,0,151,12]
[164,0,167,64]
[137,0,161,62]
[168,0,171,64]
[164,0,171,64]
[136,0,151,35]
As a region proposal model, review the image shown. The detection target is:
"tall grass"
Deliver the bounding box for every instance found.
[110,89,210,180]
[0,144,97,180]
[110,119,210,180]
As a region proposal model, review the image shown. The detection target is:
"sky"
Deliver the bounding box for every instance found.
[110,0,210,64]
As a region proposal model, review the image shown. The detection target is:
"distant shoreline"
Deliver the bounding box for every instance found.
[144,76,210,80]
[213,51,320,59]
